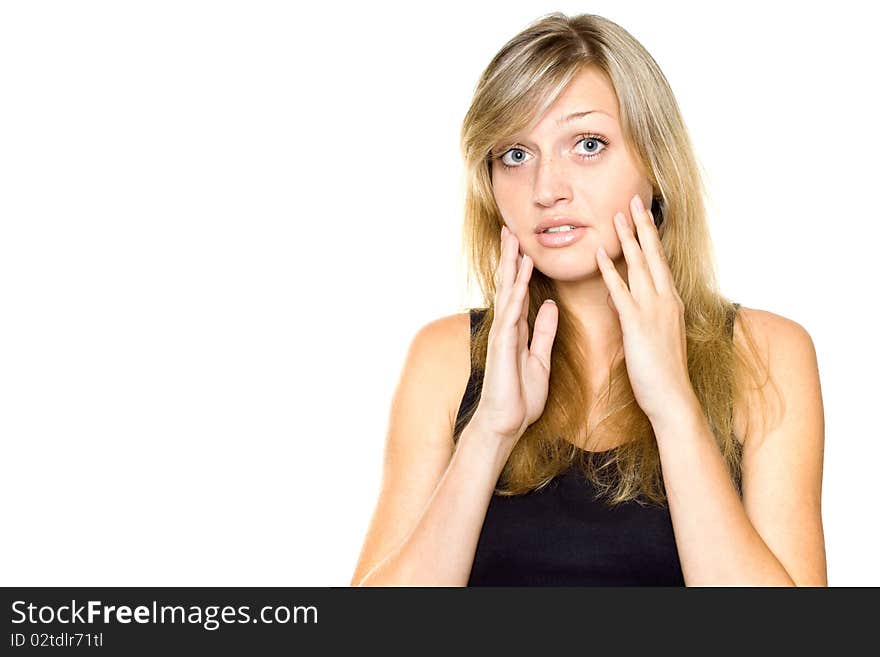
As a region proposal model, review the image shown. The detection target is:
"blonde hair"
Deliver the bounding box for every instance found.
[456,12,782,507]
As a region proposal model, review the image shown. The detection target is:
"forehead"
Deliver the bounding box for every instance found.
[526,67,620,133]
[555,68,618,117]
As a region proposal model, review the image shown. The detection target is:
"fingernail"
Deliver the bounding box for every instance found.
[632,194,645,214]
[544,299,556,305]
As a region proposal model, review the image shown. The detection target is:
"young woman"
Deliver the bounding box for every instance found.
[351,12,827,586]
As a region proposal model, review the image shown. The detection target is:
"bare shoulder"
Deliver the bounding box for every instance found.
[732,305,816,374]
[729,306,827,585]
[410,311,474,433]
[348,310,473,585]
[733,305,813,347]
[731,305,819,445]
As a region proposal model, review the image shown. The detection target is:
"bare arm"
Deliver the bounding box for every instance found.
[350,313,512,587]
[354,419,511,586]
[352,227,557,586]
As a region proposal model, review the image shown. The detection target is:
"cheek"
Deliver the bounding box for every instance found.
[492,184,527,228]
[492,177,518,204]
[594,221,624,253]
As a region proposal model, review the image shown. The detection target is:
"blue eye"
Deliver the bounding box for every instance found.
[495,133,610,171]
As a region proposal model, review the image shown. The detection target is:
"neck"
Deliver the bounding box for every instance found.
[552,252,628,383]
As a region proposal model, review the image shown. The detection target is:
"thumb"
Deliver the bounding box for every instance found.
[529,299,558,371]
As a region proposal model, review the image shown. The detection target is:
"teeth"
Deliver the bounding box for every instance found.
[543,225,577,233]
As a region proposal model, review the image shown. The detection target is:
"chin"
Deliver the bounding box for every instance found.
[534,263,601,283]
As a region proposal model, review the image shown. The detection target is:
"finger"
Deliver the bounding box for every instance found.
[493,225,507,288]
[502,251,531,330]
[513,235,525,302]
[493,252,501,290]
[529,299,558,372]
[518,258,530,353]
[614,210,655,298]
[630,194,674,295]
[493,226,514,315]
[596,246,634,318]
[501,227,518,298]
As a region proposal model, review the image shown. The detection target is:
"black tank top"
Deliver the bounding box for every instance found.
[453,303,740,586]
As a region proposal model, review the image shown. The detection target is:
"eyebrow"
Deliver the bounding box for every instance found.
[491,110,612,156]
[555,109,610,126]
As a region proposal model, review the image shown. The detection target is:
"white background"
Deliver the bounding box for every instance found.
[1,0,877,586]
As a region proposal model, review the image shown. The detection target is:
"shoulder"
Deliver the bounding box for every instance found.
[731,305,820,444]
[733,305,817,371]
[733,305,813,344]
[730,306,827,585]
[406,311,474,431]
[410,311,472,361]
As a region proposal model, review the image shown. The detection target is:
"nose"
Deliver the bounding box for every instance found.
[531,155,572,206]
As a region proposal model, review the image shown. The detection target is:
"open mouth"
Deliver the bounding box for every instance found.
[535,226,587,247]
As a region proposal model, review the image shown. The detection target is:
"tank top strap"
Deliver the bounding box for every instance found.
[454,305,740,442]
[453,308,488,442]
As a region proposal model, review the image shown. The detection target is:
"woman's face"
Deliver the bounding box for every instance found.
[490,67,653,282]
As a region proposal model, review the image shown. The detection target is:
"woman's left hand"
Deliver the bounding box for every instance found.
[595,193,697,427]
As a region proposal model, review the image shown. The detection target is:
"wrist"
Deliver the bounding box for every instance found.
[468,407,522,445]
[649,389,704,435]
[459,413,517,471]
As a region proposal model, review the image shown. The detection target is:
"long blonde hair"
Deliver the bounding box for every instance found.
[456,12,782,507]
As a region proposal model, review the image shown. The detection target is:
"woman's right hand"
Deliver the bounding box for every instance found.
[470,225,559,446]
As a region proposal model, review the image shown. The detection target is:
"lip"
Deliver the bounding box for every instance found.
[534,216,589,234]
[535,226,588,248]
